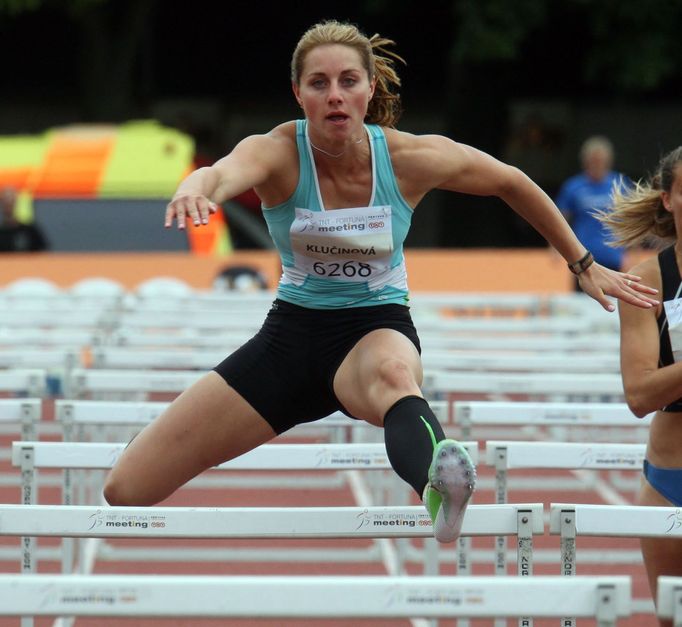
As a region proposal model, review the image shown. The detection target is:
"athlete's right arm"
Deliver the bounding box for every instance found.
[165,129,290,229]
[618,259,678,417]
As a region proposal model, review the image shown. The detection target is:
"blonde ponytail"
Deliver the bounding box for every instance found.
[598,147,682,249]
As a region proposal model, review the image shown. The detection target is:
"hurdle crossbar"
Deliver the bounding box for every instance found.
[656,576,682,623]
[424,371,624,397]
[416,317,596,334]
[454,400,651,440]
[67,368,203,395]
[0,369,46,396]
[420,333,620,352]
[0,574,631,620]
[54,398,448,428]
[486,441,645,471]
[549,503,682,539]
[423,351,620,373]
[11,440,478,470]
[0,503,542,539]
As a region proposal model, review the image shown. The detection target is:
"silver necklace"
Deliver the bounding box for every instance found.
[309,136,364,158]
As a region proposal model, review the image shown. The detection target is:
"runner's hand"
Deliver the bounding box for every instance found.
[165,195,218,229]
[578,262,659,312]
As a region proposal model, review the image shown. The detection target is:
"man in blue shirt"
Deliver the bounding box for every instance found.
[556,136,629,283]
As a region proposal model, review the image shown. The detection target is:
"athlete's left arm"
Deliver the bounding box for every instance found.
[406,133,658,310]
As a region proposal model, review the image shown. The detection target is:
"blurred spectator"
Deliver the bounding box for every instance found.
[0,187,48,252]
[556,136,630,287]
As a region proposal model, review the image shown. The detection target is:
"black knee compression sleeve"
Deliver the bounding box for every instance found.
[383,395,446,496]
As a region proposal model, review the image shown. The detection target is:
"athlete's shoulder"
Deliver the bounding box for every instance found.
[230,121,298,164]
[268,120,298,142]
[633,252,663,291]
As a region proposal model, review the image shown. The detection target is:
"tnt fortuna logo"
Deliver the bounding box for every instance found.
[355,508,371,530]
[87,510,166,531]
[665,508,682,533]
[88,509,105,530]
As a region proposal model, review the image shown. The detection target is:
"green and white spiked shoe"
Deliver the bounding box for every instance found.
[423,439,476,543]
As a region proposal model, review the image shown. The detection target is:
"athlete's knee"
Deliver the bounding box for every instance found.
[374,357,418,392]
[102,472,153,507]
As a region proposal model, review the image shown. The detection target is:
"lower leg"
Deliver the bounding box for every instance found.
[383,395,476,543]
[638,481,682,627]
[383,395,444,495]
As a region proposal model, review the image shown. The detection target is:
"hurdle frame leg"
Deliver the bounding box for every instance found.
[517,509,534,627]
[595,583,618,627]
[674,586,682,627]
[494,446,508,627]
[19,401,38,442]
[19,445,36,627]
[560,508,577,627]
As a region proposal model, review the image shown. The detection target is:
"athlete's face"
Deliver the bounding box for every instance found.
[293,44,375,140]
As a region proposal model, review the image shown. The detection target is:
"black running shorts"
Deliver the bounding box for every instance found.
[213,299,421,434]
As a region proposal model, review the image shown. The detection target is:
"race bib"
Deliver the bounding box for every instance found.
[290,205,393,282]
[665,297,682,361]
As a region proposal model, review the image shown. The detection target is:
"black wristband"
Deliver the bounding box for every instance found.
[567,251,594,275]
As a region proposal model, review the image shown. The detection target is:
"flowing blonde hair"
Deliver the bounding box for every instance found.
[597,146,682,249]
[290,20,405,128]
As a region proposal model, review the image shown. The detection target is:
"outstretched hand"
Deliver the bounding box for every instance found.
[165,195,219,230]
[578,263,659,312]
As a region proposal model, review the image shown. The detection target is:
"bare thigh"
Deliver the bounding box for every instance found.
[638,480,682,626]
[103,371,276,506]
[333,328,423,427]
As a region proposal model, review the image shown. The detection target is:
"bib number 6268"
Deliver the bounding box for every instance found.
[312,261,372,278]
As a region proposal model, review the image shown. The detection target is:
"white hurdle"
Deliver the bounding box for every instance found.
[549,503,682,543]
[0,398,41,443]
[422,351,621,374]
[53,398,450,436]
[424,371,625,401]
[65,368,202,398]
[0,369,47,398]
[11,440,480,580]
[485,440,646,499]
[1,500,542,608]
[13,440,481,471]
[0,502,538,540]
[549,503,682,621]
[453,400,651,441]
[657,576,682,625]
[420,332,620,352]
[90,347,622,373]
[0,574,631,622]
[485,441,646,581]
[12,438,477,513]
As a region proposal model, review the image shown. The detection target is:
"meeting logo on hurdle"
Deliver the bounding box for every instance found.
[355,508,431,530]
[315,448,387,468]
[384,584,465,609]
[40,587,139,610]
[665,508,682,533]
[87,509,166,531]
[579,447,644,468]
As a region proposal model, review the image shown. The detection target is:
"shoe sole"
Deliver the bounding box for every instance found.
[429,439,476,543]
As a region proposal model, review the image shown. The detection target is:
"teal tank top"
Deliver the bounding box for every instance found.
[262,119,414,309]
